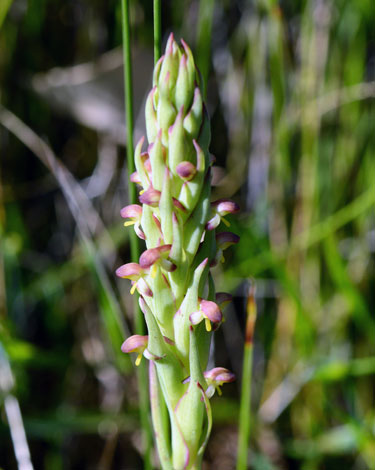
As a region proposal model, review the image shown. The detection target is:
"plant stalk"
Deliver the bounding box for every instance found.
[236,284,257,470]
[153,0,162,64]
[121,2,152,468]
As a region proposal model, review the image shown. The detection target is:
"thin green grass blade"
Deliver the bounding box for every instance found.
[236,285,257,470]
[121,2,152,468]
[121,0,140,280]
[153,0,162,64]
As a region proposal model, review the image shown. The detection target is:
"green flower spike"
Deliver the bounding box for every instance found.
[117,34,239,470]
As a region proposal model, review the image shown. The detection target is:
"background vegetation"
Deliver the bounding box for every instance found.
[1,0,374,468]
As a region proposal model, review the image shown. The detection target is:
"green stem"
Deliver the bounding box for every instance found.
[236,285,257,470]
[121,0,138,273]
[121,2,152,468]
[153,0,162,64]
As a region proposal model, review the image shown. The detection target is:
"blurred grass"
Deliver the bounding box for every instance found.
[0,0,374,468]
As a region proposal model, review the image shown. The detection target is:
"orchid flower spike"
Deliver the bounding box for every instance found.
[116,34,241,470]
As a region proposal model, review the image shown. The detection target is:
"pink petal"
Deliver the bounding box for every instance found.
[130,171,141,184]
[121,335,148,353]
[116,263,143,279]
[120,204,142,219]
[200,300,222,324]
[189,310,204,325]
[206,213,220,231]
[134,224,146,240]
[139,245,172,269]
[204,367,235,384]
[212,199,240,215]
[216,231,240,249]
[139,187,161,206]
[137,278,153,297]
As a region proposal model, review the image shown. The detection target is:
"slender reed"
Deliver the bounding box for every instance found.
[153,0,162,64]
[236,284,257,470]
[120,1,153,468]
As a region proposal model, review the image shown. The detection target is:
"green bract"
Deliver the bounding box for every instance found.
[117,34,239,470]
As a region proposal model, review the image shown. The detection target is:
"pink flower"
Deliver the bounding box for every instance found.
[204,367,235,398]
[139,187,161,207]
[121,335,148,366]
[139,244,176,276]
[189,299,222,332]
[206,199,240,230]
[212,231,240,266]
[120,204,145,240]
[116,262,153,297]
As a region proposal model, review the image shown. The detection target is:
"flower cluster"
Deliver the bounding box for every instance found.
[117,34,239,470]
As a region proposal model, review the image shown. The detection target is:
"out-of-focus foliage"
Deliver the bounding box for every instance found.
[0,0,374,469]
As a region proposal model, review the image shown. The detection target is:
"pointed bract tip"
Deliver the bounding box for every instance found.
[180,38,191,56]
[135,135,145,150]
[166,33,175,54]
